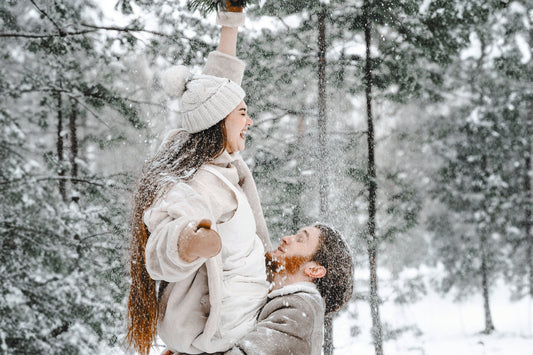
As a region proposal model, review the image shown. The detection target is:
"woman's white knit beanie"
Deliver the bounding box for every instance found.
[162,65,245,133]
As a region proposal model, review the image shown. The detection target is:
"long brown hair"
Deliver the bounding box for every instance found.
[126,121,227,355]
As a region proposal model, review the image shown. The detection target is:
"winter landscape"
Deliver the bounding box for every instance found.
[1,0,532,354]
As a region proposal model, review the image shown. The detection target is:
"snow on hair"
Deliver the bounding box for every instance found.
[162,65,192,97]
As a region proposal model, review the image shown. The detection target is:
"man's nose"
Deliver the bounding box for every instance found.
[281,235,293,244]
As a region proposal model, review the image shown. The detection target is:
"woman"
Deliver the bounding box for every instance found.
[126,6,271,355]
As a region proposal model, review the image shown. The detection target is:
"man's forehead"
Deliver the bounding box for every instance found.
[298,226,320,238]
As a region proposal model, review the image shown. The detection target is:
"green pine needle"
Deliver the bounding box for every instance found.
[187,0,256,15]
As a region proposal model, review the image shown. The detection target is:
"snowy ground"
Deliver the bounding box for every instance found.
[148,267,533,355]
[334,268,533,355]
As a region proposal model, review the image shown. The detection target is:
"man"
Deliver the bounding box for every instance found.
[163,223,353,355]
[225,223,354,355]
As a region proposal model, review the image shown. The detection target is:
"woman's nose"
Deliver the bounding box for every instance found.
[246,116,253,126]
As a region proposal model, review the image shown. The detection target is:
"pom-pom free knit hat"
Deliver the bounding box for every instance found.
[162,65,245,133]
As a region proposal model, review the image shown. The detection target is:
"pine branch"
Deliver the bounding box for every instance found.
[29,0,66,36]
[276,15,311,49]
[0,24,200,44]
[79,23,174,38]
[0,175,130,191]
[187,0,256,15]
[120,97,178,112]
[188,0,223,14]
[68,95,111,129]
[0,30,96,38]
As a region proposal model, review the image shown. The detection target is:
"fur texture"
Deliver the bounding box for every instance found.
[162,65,191,98]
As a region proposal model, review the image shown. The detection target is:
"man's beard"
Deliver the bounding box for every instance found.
[265,252,310,277]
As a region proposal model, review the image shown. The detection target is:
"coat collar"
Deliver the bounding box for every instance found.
[268,282,319,299]
[210,150,241,167]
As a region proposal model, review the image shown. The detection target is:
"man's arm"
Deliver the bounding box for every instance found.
[225,294,323,355]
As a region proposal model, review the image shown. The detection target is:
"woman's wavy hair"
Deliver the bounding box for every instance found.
[311,223,354,315]
[126,120,227,355]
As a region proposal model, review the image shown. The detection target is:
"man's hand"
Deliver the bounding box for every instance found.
[178,219,222,263]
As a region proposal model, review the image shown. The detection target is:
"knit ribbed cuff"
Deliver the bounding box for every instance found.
[216,11,245,27]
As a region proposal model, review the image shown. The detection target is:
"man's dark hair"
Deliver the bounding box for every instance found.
[311,223,354,315]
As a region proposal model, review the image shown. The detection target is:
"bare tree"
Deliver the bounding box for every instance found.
[363,1,383,353]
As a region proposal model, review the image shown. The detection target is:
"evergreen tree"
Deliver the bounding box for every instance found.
[335,0,475,352]
[492,0,533,299]
[244,1,464,352]
[429,0,530,334]
[0,0,148,352]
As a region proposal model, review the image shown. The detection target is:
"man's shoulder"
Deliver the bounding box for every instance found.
[268,282,322,302]
[263,282,324,317]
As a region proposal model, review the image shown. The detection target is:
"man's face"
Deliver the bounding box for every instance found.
[266,226,322,274]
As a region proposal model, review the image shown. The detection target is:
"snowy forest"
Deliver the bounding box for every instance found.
[1,0,532,354]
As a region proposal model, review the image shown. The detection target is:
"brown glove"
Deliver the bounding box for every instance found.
[226,0,243,12]
[178,219,222,263]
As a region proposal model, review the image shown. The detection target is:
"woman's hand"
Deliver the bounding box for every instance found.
[178,219,222,263]
[225,0,243,12]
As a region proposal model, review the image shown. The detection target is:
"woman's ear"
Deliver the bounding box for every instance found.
[304,262,326,279]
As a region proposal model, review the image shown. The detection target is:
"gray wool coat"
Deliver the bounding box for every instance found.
[225,282,325,355]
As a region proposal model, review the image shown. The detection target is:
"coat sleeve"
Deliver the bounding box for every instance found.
[202,51,245,85]
[144,182,216,282]
[224,295,319,355]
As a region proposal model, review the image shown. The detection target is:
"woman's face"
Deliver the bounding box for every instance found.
[224,101,253,153]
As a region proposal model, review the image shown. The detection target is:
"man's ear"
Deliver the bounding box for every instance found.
[304,262,326,279]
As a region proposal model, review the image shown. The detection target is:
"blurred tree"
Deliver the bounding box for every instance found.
[336,0,474,351]
[489,0,533,299]
[429,0,531,334]
[0,0,150,352]
[243,0,470,353]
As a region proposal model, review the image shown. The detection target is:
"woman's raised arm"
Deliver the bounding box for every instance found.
[217,26,239,57]
[216,1,243,56]
[203,2,246,84]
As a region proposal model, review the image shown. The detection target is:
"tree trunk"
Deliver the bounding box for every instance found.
[69,99,78,181]
[56,89,66,201]
[475,36,495,332]
[480,155,495,334]
[317,6,329,218]
[323,315,333,355]
[317,6,333,355]
[527,14,533,298]
[480,231,495,333]
[526,100,532,297]
[69,99,79,203]
[364,1,384,354]
[292,113,306,231]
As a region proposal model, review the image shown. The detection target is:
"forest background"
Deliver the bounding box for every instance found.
[0,0,531,354]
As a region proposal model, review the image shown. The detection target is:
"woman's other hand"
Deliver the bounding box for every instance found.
[178,219,222,263]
